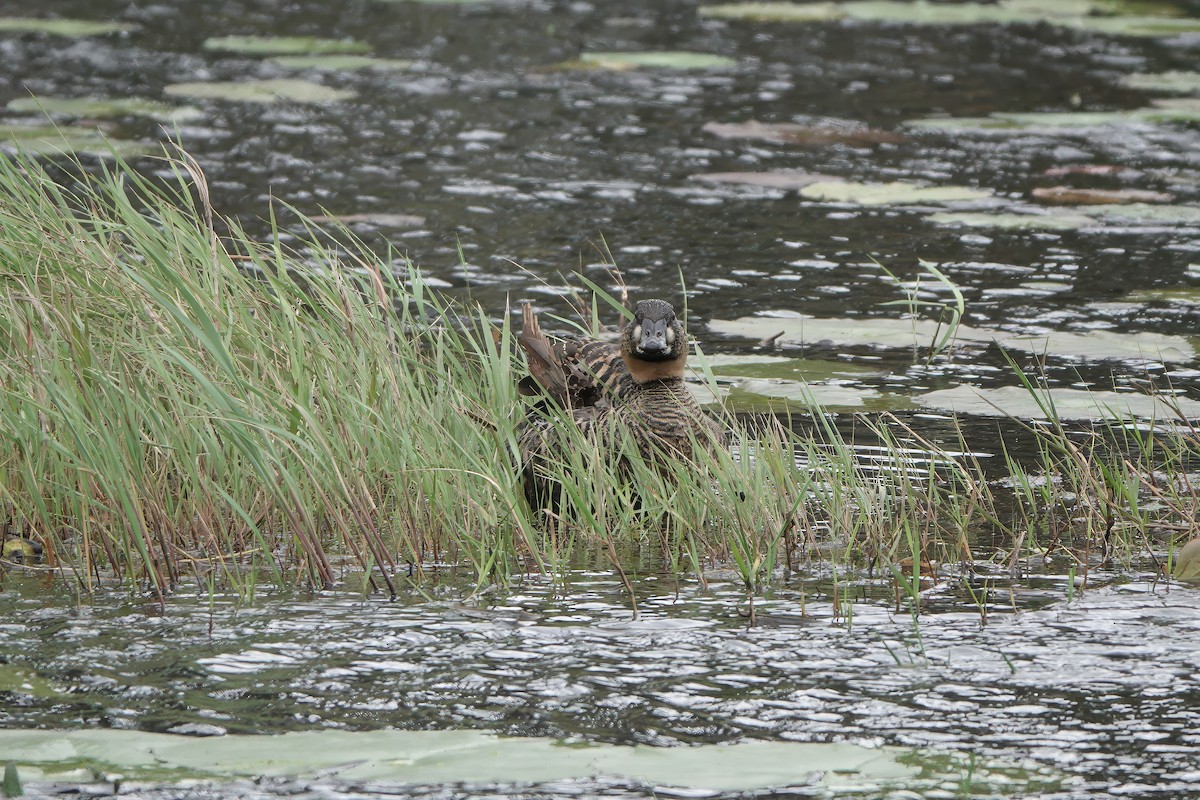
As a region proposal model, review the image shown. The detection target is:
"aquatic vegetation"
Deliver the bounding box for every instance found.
[0,153,1194,605]
[0,124,151,159]
[163,79,356,104]
[575,51,738,70]
[0,17,133,37]
[6,96,204,124]
[202,35,372,56]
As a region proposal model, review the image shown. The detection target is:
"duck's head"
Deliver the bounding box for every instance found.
[621,299,687,383]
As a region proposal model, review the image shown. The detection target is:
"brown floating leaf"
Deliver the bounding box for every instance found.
[689,171,836,190]
[702,119,904,146]
[1031,186,1175,205]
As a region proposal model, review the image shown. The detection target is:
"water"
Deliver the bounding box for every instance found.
[1,0,1199,796]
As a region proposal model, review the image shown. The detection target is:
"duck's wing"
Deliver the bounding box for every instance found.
[519,303,630,407]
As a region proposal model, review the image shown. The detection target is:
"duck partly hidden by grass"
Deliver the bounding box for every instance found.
[0,151,1196,603]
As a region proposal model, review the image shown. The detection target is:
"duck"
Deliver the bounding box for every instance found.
[517,298,723,511]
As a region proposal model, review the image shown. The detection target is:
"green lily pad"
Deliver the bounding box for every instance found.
[728,379,901,411]
[0,17,133,36]
[917,384,1200,421]
[373,0,492,3]
[1119,71,1200,94]
[203,35,372,56]
[0,729,919,791]
[700,354,881,380]
[1001,329,1195,362]
[6,96,203,124]
[1085,202,1200,226]
[709,314,1197,363]
[928,210,1096,230]
[1175,537,1200,580]
[698,1,1200,37]
[799,180,991,206]
[907,99,1200,133]
[269,55,413,71]
[1126,288,1200,305]
[709,314,996,351]
[577,51,737,70]
[0,124,151,159]
[700,2,847,21]
[163,79,355,104]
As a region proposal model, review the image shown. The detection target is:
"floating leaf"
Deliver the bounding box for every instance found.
[7,96,203,123]
[578,51,737,70]
[0,17,133,36]
[799,180,991,206]
[728,379,898,410]
[269,55,413,71]
[700,2,847,21]
[917,384,1200,421]
[1085,203,1200,226]
[709,314,1196,362]
[1031,186,1174,205]
[1175,537,1200,580]
[1042,164,1139,178]
[928,210,1095,230]
[203,35,372,56]
[1126,288,1200,305]
[1119,71,1200,95]
[708,314,996,351]
[702,119,904,145]
[689,171,836,190]
[999,329,1196,363]
[310,212,427,228]
[0,124,151,158]
[0,729,922,792]
[698,1,1200,37]
[701,354,880,380]
[164,79,355,104]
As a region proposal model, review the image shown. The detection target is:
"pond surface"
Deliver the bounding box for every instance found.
[1,0,1200,797]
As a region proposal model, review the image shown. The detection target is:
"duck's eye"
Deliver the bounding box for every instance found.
[665,326,675,346]
[631,323,642,341]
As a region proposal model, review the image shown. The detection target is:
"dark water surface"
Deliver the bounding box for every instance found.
[2,1,1200,797]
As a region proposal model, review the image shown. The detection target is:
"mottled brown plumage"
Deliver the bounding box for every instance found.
[517,299,722,511]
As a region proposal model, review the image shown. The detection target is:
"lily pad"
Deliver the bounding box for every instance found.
[689,171,836,190]
[1119,71,1200,95]
[709,314,1197,363]
[1086,203,1200,226]
[6,96,203,124]
[1126,288,1200,305]
[0,17,133,36]
[700,353,881,380]
[702,119,904,146]
[577,51,737,70]
[928,210,1096,230]
[799,180,991,206]
[1175,537,1200,580]
[203,35,372,56]
[310,212,427,228]
[0,124,151,159]
[917,384,1200,421]
[0,729,921,791]
[269,55,413,71]
[1001,329,1196,363]
[1031,186,1174,205]
[709,314,996,351]
[728,379,901,411]
[700,2,847,21]
[698,1,1200,37]
[163,79,355,104]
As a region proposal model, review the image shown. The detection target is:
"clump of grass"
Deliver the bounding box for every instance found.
[0,149,1196,606]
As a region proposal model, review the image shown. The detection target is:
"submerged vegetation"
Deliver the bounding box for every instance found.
[0,152,1196,603]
